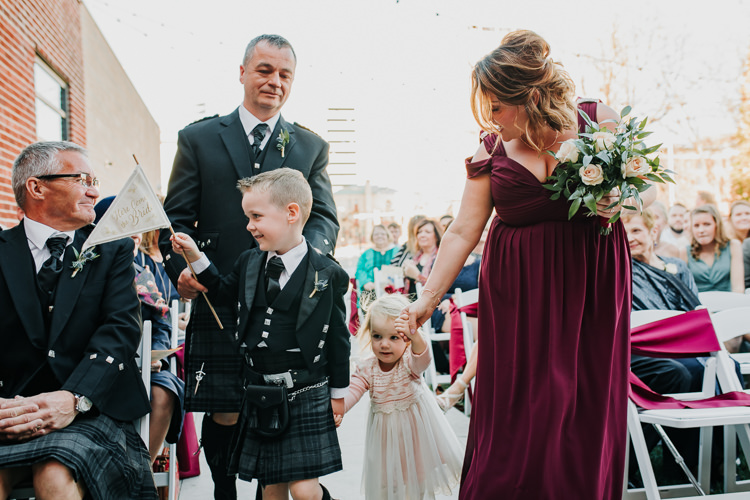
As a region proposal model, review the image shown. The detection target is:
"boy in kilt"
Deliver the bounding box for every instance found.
[171,168,349,500]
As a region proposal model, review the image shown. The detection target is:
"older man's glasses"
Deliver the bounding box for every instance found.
[37,173,100,189]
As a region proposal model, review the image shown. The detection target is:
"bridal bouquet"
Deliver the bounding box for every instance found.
[544,106,674,235]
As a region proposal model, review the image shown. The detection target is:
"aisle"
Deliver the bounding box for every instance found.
[178,394,469,499]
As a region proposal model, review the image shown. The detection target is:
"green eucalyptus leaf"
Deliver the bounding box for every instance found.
[583,193,597,214]
[568,198,582,219]
[620,105,632,118]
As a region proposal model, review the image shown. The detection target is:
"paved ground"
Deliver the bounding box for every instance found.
[178,394,470,499]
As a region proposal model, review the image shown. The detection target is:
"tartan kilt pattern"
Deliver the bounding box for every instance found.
[228,381,343,484]
[0,414,157,500]
[184,298,244,412]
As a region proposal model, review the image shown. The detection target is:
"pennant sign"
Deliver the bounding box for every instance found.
[82,164,170,251]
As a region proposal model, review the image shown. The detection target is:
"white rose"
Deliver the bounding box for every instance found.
[556,140,579,163]
[592,131,616,152]
[664,263,678,275]
[579,164,604,186]
[621,156,650,178]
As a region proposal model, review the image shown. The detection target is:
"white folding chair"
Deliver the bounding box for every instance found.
[453,287,479,416]
[625,310,750,499]
[416,283,451,394]
[713,306,750,375]
[698,291,750,313]
[373,267,384,298]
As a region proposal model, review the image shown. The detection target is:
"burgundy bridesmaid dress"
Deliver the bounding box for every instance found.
[460,101,631,499]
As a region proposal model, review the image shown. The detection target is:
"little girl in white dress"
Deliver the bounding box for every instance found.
[342,294,463,499]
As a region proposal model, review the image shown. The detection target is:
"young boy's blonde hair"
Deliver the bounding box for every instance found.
[237,168,313,223]
[357,294,414,352]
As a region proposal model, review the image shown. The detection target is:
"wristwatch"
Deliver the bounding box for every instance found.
[73,393,93,413]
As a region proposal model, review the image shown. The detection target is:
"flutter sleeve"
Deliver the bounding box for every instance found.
[465,132,498,179]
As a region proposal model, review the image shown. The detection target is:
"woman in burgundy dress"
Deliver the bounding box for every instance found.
[404,30,655,499]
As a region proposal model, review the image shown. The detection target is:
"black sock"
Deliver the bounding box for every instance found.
[201,415,238,500]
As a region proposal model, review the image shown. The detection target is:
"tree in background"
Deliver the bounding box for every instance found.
[732,47,750,201]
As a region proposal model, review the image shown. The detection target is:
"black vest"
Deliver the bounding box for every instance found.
[245,253,308,352]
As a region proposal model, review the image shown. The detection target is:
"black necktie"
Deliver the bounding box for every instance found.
[265,256,285,303]
[38,236,67,295]
[251,123,269,158]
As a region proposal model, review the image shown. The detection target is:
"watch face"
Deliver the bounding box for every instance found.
[76,395,92,412]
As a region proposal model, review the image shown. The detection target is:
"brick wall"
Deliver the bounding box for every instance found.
[0,0,85,228]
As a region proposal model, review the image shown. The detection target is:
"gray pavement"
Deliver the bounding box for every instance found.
[178,394,469,499]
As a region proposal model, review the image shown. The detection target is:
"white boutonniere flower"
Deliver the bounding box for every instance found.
[71,247,99,278]
[309,270,328,298]
[664,263,678,275]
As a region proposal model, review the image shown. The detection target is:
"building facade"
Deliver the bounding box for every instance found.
[0,0,159,229]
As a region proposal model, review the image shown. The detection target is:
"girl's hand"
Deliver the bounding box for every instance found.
[596,188,622,219]
[170,233,201,263]
[333,413,343,428]
[150,360,162,373]
[395,313,412,342]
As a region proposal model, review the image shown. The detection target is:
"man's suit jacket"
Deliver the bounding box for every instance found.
[200,242,351,389]
[158,108,339,282]
[0,222,150,421]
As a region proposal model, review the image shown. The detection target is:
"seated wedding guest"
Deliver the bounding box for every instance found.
[679,204,745,293]
[387,221,402,247]
[355,224,397,302]
[728,200,750,242]
[133,236,186,464]
[661,202,690,248]
[402,218,450,372]
[390,214,425,267]
[435,229,487,412]
[0,141,155,499]
[744,238,750,290]
[440,214,454,232]
[650,201,680,259]
[623,209,704,484]
[402,218,442,297]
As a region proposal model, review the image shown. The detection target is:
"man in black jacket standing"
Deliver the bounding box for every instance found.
[159,34,338,499]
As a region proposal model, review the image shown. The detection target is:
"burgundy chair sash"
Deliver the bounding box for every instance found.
[630,309,750,410]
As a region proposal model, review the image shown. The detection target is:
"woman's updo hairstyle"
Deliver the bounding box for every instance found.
[471,30,577,153]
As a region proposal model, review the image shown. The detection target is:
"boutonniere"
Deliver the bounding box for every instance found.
[309,270,328,298]
[664,263,678,275]
[276,128,290,157]
[71,247,99,278]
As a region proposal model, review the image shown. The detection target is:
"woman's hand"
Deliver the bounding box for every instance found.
[596,188,622,218]
[402,260,420,280]
[150,360,163,373]
[437,299,451,315]
[402,296,438,338]
[363,282,375,291]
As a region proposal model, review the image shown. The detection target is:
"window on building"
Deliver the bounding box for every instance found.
[34,59,68,141]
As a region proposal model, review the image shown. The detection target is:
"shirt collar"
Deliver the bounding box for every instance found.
[238,104,280,139]
[23,216,75,251]
[267,236,307,275]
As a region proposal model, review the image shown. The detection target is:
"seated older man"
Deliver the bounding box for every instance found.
[0,142,156,499]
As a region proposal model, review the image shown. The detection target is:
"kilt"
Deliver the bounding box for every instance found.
[0,414,157,500]
[228,380,342,485]
[184,298,244,412]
